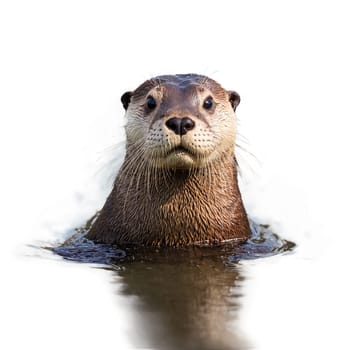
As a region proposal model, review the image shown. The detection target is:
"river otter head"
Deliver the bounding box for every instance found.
[121,74,240,169]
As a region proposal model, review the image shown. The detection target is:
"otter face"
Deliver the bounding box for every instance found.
[122,74,240,169]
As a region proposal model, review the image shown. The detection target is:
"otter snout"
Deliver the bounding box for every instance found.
[165,117,195,136]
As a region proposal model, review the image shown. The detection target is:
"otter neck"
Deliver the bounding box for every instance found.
[101,149,251,246]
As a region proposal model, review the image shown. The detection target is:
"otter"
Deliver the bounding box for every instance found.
[87,74,251,246]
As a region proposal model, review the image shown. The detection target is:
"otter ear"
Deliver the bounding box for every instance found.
[228,91,241,111]
[121,91,133,110]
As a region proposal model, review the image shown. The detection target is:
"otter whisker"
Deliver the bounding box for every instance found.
[120,151,146,220]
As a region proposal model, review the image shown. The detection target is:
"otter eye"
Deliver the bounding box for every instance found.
[203,96,213,109]
[146,96,157,110]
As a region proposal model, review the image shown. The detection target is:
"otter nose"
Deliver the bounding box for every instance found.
[165,117,195,136]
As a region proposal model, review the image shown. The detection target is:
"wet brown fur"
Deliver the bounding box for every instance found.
[87,74,251,246]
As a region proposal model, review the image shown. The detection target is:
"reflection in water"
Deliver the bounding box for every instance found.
[112,248,246,350]
[51,222,294,350]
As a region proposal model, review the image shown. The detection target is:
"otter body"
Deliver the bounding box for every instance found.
[87,74,251,246]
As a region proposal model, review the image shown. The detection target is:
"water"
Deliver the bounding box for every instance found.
[45,222,295,350]
[51,221,294,266]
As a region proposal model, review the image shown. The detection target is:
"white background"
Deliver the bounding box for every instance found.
[1,0,350,349]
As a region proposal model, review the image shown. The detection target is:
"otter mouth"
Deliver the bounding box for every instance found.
[166,145,196,158]
[155,144,211,169]
[172,146,191,154]
[161,145,196,168]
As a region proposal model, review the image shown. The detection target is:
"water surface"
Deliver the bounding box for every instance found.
[48,222,295,350]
